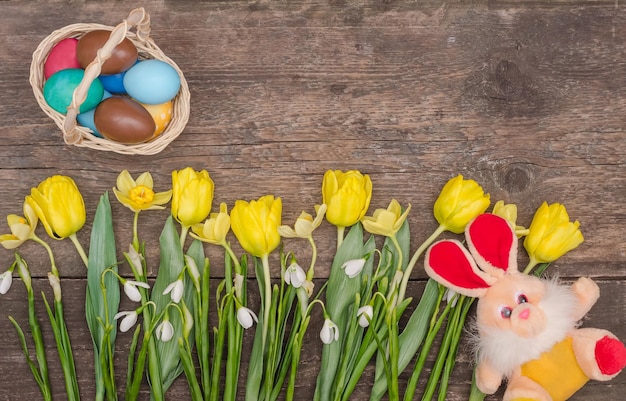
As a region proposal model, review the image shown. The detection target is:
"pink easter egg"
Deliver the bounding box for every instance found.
[43,38,81,79]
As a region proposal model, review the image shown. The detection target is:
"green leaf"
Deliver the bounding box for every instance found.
[150,216,188,393]
[314,223,374,401]
[369,278,440,401]
[86,192,119,401]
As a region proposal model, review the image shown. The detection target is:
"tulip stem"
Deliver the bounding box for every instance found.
[336,226,345,250]
[180,225,189,248]
[523,258,538,275]
[69,233,88,268]
[398,225,446,303]
[261,254,272,345]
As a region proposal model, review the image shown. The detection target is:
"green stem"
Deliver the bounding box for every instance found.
[69,233,89,268]
[336,226,345,250]
[306,235,318,280]
[403,301,453,401]
[261,254,272,346]
[398,225,446,302]
[31,235,59,277]
[132,212,140,251]
[523,257,538,275]
[180,225,190,248]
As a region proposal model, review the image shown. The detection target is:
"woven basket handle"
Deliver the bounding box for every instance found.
[63,8,151,144]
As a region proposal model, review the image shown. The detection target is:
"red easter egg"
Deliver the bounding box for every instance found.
[43,38,81,79]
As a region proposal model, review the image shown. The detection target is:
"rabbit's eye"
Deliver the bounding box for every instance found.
[500,306,513,319]
[517,294,528,304]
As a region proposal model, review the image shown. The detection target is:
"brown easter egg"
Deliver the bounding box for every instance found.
[77,30,138,74]
[94,96,156,144]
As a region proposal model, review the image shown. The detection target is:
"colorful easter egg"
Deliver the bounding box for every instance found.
[43,38,81,79]
[94,96,156,144]
[77,30,138,74]
[123,60,181,104]
[76,90,113,137]
[43,68,104,114]
[140,100,173,137]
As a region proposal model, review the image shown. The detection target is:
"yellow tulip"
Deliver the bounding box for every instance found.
[322,169,372,228]
[230,195,282,258]
[362,199,411,237]
[26,175,85,239]
[191,202,231,245]
[433,174,490,234]
[113,170,172,213]
[524,202,584,266]
[171,167,214,227]
[0,201,38,249]
[492,200,529,237]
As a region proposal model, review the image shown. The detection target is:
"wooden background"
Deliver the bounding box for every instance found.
[1,0,625,399]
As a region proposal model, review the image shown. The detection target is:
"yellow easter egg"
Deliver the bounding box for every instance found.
[140,100,173,137]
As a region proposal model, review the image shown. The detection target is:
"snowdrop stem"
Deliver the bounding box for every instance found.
[31,234,59,277]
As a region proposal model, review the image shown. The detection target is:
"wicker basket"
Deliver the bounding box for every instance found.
[30,8,190,155]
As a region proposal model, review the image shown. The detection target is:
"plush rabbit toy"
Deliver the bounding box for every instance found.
[424,213,626,401]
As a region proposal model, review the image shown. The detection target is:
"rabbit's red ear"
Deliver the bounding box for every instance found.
[425,239,495,298]
[466,214,518,276]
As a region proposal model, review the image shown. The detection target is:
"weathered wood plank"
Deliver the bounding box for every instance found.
[0,0,624,399]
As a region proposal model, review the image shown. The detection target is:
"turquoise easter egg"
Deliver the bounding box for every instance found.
[77,90,112,137]
[43,69,104,114]
[123,60,181,104]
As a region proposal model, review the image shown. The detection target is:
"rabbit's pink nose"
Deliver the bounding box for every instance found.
[519,308,530,320]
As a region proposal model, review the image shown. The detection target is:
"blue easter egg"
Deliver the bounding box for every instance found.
[99,72,127,94]
[77,90,112,137]
[123,59,181,104]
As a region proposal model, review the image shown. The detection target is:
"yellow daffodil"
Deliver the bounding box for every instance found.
[113,170,172,213]
[278,204,327,239]
[190,203,231,245]
[322,170,372,228]
[26,175,85,239]
[230,195,282,258]
[362,199,411,238]
[0,201,38,249]
[492,200,529,237]
[171,167,214,227]
[433,174,490,234]
[523,202,584,271]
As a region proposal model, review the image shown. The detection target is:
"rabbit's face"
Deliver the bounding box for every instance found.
[477,273,547,338]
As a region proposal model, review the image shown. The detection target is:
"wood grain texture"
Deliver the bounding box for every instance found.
[0,0,624,400]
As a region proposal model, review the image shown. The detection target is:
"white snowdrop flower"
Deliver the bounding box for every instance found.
[284,262,306,288]
[114,310,139,333]
[123,280,150,303]
[163,279,184,304]
[341,258,366,278]
[320,318,339,344]
[357,305,374,328]
[236,306,258,329]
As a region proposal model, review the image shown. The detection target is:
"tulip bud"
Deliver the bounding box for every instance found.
[26,175,86,239]
[171,167,215,228]
[433,175,490,234]
[231,195,282,258]
[322,170,372,228]
[524,202,584,266]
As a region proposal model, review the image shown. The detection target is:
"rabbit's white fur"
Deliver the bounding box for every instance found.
[475,277,580,378]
